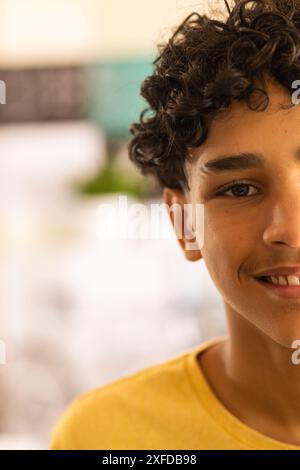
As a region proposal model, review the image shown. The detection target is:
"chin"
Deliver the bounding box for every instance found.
[263,317,300,349]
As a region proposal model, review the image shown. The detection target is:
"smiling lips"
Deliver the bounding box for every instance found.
[255,267,300,286]
[259,275,300,286]
[254,272,300,298]
[253,266,300,296]
[255,267,300,277]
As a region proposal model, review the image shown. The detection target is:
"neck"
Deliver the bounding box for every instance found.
[224,305,300,426]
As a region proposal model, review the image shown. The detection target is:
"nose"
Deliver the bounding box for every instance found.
[263,183,300,248]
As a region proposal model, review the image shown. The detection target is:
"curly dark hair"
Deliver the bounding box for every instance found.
[127,0,300,192]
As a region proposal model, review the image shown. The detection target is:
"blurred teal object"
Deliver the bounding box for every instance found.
[88,56,155,138]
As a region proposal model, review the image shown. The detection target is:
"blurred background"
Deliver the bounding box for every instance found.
[0,0,227,449]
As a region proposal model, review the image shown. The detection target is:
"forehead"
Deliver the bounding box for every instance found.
[188,78,300,166]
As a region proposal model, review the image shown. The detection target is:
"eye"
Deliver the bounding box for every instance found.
[215,182,261,198]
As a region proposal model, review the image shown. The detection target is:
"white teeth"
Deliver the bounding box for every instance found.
[268,275,300,286]
[287,275,300,286]
[271,276,278,285]
[278,276,287,285]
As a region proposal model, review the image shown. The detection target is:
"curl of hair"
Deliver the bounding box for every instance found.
[128,0,300,190]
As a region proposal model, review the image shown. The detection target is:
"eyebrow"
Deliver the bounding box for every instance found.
[198,145,300,176]
[199,152,265,175]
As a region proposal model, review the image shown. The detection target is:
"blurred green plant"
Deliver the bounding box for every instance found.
[73,160,152,199]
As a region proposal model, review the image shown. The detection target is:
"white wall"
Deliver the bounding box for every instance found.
[0,0,229,67]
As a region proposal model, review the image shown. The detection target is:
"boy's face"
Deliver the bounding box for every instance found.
[164,76,300,347]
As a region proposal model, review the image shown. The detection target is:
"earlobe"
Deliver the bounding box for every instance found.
[163,187,202,262]
[184,241,202,262]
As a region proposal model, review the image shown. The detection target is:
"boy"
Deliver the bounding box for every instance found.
[49,0,300,449]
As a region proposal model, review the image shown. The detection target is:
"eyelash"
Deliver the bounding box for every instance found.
[215,181,261,198]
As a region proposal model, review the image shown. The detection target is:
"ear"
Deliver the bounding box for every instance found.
[163,187,202,262]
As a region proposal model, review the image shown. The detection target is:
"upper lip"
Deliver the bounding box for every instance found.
[255,267,300,277]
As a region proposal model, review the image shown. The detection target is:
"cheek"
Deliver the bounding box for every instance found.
[203,208,247,252]
[201,210,251,291]
[203,204,258,251]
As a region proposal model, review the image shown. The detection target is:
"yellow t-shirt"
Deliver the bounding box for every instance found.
[49,336,300,450]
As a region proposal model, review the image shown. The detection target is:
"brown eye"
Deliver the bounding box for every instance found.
[230,184,250,197]
[216,182,260,198]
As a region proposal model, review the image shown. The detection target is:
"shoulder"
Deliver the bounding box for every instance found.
[49,349,191,449]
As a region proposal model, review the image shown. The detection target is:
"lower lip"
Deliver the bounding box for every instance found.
[254,277,300,298]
